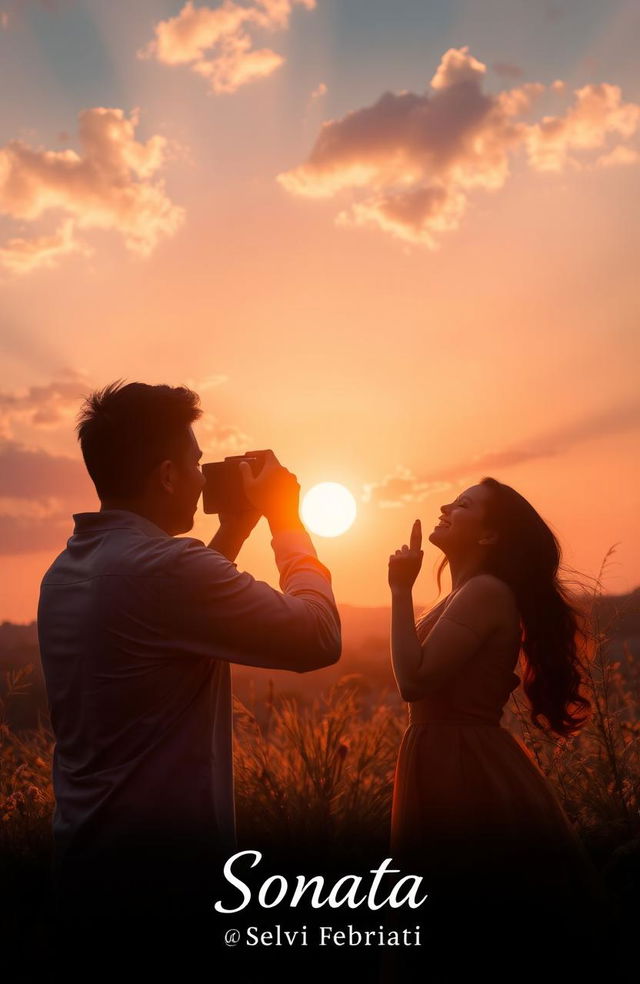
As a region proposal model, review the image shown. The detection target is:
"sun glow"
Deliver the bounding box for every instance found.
[301,483,357,537]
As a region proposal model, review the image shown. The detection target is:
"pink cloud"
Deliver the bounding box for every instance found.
[0,369,251,454]
[525,82,640,171]
[362,466,450,509]
[0,367,92,440]
[196,414,252,453]
[430,46,486,90]
[0,107,184,273]
[0,218,91,275]
[139,0,315,95]
[0,509,82,556]
[0,440,89,500]
[595,144,639,167]
[278,47,640,247]
[492,61,525,81]
[363,398,640,508]
[0,437,93,554]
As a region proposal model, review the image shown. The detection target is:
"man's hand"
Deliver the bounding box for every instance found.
[213,471,263,561]
[239,450,303,533]
[211,474,262,560]
[218,506,262,538]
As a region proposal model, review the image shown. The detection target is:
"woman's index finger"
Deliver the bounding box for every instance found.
[410,519,421,551]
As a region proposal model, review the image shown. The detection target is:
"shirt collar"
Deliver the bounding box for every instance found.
[72,509,172,539]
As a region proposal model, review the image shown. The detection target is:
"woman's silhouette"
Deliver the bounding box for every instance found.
[385,477,611,976]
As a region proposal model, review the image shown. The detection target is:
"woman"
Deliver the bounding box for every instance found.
[386,477,611,975]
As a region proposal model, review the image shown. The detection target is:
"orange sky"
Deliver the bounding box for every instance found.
[1,1,639,622]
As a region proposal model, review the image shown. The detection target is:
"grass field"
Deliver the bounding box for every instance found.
[1,553,638,978]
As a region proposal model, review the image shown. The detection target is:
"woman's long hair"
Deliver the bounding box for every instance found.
[420,476,592,738]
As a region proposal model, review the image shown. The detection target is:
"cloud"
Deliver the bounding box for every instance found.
[525,82,640,171]
[196,414,252,454]
[0,440,89,500]
[492,61,524,80]
[429,45,487,90]
[362,398,640,508]
[461,398,640,475]
[362,466,451,508]
[595,144,639,167]
[535,396,640,448]
[304,81,327,113]
[0,367,92,440]
[278,47,640,247]
[181,372,251,451]
[0,367,94,551]
[0,218,91,275]
[0,508,81,555]
[183,373,229,392]
[0,107,184,273]
[139,0,315,95]
[0,368,251,451]
[0,438,94,555]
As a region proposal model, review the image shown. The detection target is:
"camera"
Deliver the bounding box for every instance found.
[201,450,270,514]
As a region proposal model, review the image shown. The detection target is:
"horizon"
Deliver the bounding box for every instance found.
[3,578,639,632]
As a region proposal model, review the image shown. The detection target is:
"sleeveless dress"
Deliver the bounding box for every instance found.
[386,592,610,976]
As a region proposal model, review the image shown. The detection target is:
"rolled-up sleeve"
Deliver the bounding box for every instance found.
[166,528,342,672]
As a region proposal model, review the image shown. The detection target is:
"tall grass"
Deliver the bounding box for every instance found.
[0,665,54,860]
[233,676,404,860]
[1,551,638,885]
[504,548,640,865]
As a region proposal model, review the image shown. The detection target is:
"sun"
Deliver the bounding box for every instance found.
[301,482,357,537]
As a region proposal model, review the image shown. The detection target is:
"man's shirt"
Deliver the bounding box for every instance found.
[37,509,341,887]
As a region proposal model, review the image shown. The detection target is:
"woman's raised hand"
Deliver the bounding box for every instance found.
[388,519,423,592]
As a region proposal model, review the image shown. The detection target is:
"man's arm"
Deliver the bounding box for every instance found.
[168,523,341,673]
[174,450,340,672]
[208,520,258,564]
[207,511,305,564]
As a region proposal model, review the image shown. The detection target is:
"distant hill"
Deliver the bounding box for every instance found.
[2,588,639,730]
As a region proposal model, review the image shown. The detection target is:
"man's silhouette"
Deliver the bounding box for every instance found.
[37,380,341,976]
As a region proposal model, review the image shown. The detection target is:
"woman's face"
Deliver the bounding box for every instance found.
[428,483,495,554]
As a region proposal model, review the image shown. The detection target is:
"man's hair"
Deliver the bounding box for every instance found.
[76,379,202,500]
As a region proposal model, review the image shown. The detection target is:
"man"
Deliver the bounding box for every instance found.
[37,379,341,973]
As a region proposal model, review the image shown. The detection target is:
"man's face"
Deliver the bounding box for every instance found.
[171,425,206,533]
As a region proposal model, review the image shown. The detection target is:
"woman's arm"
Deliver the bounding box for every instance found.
[388,518,427,701]
[391,576,512,701]
[390,586,424,701]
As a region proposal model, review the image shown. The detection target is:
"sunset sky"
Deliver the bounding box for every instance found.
[1,0,639,623]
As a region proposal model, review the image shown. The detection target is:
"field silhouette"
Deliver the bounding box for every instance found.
[1,566,639,978]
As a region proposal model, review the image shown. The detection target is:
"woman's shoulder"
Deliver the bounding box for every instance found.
[451,574,520,623]
[417,575,519,631]
[462,573,515,598]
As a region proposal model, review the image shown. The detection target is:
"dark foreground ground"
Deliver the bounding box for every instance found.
[2,822,638,984]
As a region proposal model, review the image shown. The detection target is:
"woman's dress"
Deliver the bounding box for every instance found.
[387,593,610,975]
